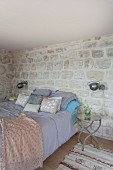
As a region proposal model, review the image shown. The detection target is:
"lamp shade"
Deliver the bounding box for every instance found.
[17,82,24,89]
[89,82,99,91]
[88,81,105,91]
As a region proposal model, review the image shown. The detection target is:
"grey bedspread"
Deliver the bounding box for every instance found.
[0,101,75,161]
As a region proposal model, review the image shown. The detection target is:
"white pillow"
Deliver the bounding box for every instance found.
[23,103,40,112]
[15,94,29,107]
[40,97,61,114]
[49,97,62,111]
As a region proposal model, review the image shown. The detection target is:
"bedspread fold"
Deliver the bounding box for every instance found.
[0,114,43,170]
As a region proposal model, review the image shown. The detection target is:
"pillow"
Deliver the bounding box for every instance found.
[28,94,43,105]
[32,89,52,97]
[49,97,62,111]
[66,100,81,115]
[15,94,29,107]
[66,100,81,124]
[50,91,77,110]
[23,103,40,112]
[40,97,61,114]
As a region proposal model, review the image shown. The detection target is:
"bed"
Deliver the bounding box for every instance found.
[0,90,80,170]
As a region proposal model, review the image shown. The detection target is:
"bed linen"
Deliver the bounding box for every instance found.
[0,101,75,169]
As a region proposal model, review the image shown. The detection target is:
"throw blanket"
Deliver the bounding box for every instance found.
[0,114,43,170]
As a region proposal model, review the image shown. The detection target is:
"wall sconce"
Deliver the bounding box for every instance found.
[88,81,105,91]
[17,81,28,89]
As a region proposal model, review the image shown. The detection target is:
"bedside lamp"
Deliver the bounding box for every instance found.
[17,81,28,89]
[88,82,105,91]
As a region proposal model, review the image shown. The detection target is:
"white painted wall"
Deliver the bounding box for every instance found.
[0,0,113,49]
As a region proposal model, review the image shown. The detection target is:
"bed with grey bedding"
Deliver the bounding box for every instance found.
[0,100,75,162]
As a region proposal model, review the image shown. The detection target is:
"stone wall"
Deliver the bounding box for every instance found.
[3,34,113,140]
[0,50,14,100]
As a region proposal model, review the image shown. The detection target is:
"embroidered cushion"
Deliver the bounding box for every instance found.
[23,103,40,112]
[28,94,43,105]
[40,97,61,114]
[15,94,29,107]
[49,97,62,111]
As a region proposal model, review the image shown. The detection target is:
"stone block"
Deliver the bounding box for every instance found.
[92,49,104,58]
[55,80,68,87]
[69,60,83,69]
[43,72,49,79]
[61,71,73,79]
[83,41,97,49]
[106,48,113,57]
[35,80,46,86]
[21,72,29,79]
[46,80,54,86]
[73,71,85,79]
[27,58,33,63]
[50,71,60,79]
[77,50,90,58]
[1,55,11,64]
[36,62,46,71]
[53,61,63,70]
[67,51,77,59]
[0,65,6,75]
[69,81,82,89]
[50,54,59,61]
[47,62,53,71]
[84,59,94,69]
[76,90,89,97]
[43,55,49,61]
[29,72,37,79]
[23,64,31,71]
[47,49,54,54]
[87,71,104,81]
[95,59,111,69]
[98,39,113,47]
[64,60,69,69]
[64,44,81,51]
[55,48,63,53]
[59,54,67,60]
[104,100,113,108]
[31,64,36,71]
[34,56,43,62]
[106,71,113,80]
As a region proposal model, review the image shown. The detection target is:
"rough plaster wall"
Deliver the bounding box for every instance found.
[10,34,113,140]
[0,50,14,100]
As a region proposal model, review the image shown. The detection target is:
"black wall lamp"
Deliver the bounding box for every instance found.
[17,81,28,89]
[88,81,105,91]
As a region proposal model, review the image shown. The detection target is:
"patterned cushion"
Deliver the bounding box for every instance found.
[32,89,52,97]
[15,94,29,107]
[28,94,43,105]
[40,97,61,114]
[49,97,62,111]
[23,103,40,112]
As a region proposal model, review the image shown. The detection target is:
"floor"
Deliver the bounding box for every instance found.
[36,133,113,170]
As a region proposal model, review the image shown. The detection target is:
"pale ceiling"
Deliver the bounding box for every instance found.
[0,0,113,50]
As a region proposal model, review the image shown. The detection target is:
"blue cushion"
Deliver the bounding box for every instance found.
[66,100,80,114]
[66,100,81,124]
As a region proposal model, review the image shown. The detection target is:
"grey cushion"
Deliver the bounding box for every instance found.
[50,91,77,110]
[32,89,52,97]
[23,103,40,112]
[28,94,43,105]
